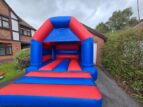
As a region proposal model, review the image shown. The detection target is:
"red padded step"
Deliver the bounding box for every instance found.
[0,84,102,99]
[42,55,51,62]
[56,44,79,50]
[25,72,91,78]
[68,59,82,71]
[57,55,79,59]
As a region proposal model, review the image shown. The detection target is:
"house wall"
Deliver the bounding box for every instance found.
[0,29,11,40]
[0,40,21,61]
[0,0,33,62]
[20,35,31,43]
[0,0,9,16]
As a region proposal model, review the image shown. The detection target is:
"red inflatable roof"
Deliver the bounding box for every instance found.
[32,16,93,42]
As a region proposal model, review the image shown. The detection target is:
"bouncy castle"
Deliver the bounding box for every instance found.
[0,16,102,107]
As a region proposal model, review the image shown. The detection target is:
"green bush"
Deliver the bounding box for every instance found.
[15,48,30,69]
[102,26,143,101]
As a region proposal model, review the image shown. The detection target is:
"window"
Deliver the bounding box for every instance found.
[0,43,12,56]
[31,30,35,36]
[20,27,31,36]
[0,16,10,29]
[11,12,17,20]
[0,20,2,27]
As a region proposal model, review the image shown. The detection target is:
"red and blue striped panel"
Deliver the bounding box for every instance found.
[32,19,53,42]
[39,58,82,71]
[17,71,93,85]
[42,55,51,63]
[56,44,79,50]
[40,59,62,70]
[15,77,94,85]
[69,17,93,41]
[53,59,70,71]
[68,59,82,71]
[56,55,79,59]
[25,72,91,78]
[0,84,101,99]
[32,16,93,42]
[0,84,102,107]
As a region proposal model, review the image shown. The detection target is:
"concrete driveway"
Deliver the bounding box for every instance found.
[97,68,142,107]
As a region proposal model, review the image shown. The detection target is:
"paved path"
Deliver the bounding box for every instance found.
[97,68,142,107]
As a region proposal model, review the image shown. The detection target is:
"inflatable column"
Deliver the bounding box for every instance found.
[30,39,42,67]
[81,38,94,67]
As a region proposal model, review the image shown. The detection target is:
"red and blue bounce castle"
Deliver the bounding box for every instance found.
[0,16,102,107]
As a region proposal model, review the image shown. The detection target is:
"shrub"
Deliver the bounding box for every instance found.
[15,48,30,70]
[102,27,143,101]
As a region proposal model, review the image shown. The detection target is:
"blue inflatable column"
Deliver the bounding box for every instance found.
[30,39,42,67]
[81,38,94,67]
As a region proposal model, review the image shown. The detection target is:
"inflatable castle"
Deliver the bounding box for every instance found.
[0,16,102,107]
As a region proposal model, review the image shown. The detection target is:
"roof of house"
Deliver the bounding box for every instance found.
[19,19,35,30]
[83,24,107,42]
[3,0,35,30]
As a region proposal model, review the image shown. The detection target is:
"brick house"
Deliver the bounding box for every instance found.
[0,0,106,65]
[0,0,36,62]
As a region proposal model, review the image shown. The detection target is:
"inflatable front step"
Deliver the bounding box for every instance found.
[15,71,95,86]
[0,72,102,107]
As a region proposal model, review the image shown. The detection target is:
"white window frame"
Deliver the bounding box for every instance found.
[12,32,19,41]
[11,12,18,20]
[11,19,19,31]
[93,43,97,64]
[31,30,35,36]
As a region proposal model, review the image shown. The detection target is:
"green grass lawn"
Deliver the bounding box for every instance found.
[0,62,24,84]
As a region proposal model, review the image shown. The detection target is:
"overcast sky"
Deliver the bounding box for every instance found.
[6,0,143,29]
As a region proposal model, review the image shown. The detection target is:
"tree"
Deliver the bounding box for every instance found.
[107,10,123,31]
[108,8,138,31]
[129,17,138,26]
[96,22,109,34]
[96,7,138,33]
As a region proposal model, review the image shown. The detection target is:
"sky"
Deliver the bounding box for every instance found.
[6,0,143,29]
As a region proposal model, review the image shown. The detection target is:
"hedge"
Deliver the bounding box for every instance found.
[15,48,30,69]
[102,26,143,101]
